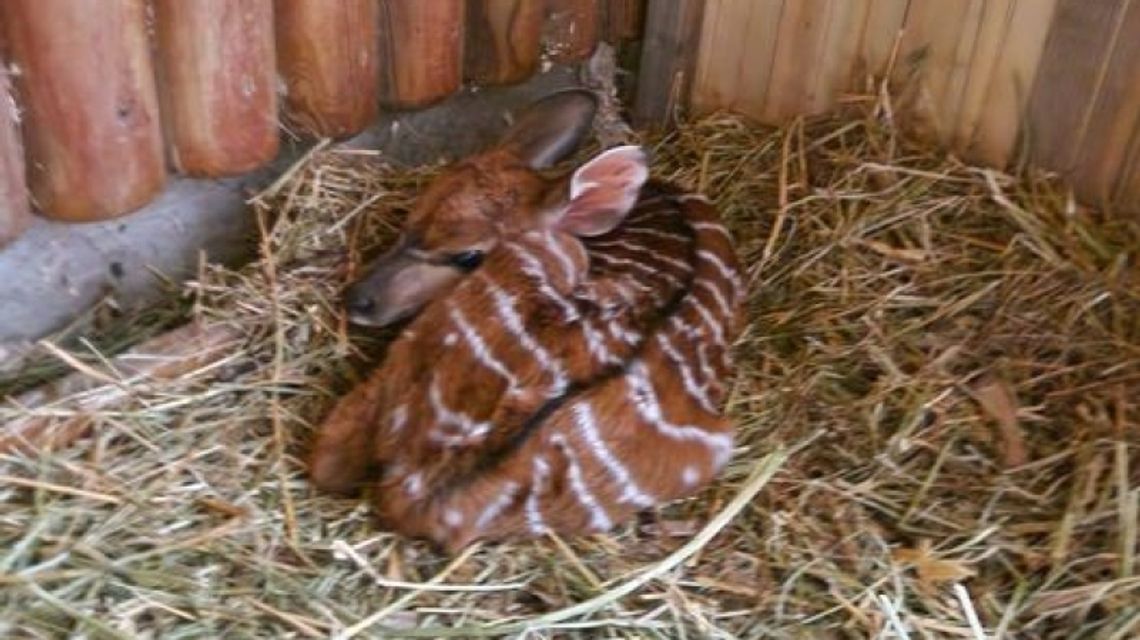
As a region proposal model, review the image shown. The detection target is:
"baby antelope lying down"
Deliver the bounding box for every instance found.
[308,89,745,552]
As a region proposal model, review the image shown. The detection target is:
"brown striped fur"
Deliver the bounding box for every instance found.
[309,90,744,552]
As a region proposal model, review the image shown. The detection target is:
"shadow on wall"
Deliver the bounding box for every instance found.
[0,66,585,362]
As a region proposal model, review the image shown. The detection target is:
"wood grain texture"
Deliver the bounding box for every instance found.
[544,0,600,62]
[0,0,165,222]
[692,0,782,120]
[691,0,890,123]
[1071,0,1140,207]
[893,0,982,143]
[0,66,30,246]
[962,0,1058,167]
[1116,128,1140,210]
[760,0,828,121]
[634,0,705,126]
[880,0,1059,168]
[807,0,874,113]
[763,0,873,120]
[154,0,278,177]
[690,0,1056,144]
[604,0,645,43]
[951,0,1017,150]
[465,0,544,85]
[1027,0,1127,175]
[377,0,464,108]
[276,0,380,139]
[852,0,908,84]
[682,0,1139,212]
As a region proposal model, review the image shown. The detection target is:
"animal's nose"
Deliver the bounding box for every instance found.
[344,287,376,316]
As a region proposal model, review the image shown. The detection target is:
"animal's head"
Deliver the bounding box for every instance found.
[343,89,649,327]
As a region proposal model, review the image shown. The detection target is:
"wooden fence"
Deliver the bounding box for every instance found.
[660,0,1140,214]
[3,0,1137,251]
[0,0,644,245]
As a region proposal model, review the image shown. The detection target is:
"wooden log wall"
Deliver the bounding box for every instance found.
[680,0,1140,214]
[377,0,465,109]
[0,66,30,246]
[0,0,166,223]
[603,0,645,43]
[466,0,545,86]
[154,0,279,177]
[277,0,380,138]
[544,0,600,63]
[0,0,638,240]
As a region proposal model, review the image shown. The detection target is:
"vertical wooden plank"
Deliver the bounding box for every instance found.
[604,0,645,43]
[691,0,745,115]
[951,0,1016,151]
[0,0,165,222]
[277,0,380,139]
[761,0,832,121]
[805,0,873,114]
[1116,75,1140,211]
[959,0,1058,168]
[1071,1,1140,207]
[852,0,909,84]
[1026,0,1127,175]
[942,2,986,135]
[729,0,785,119]
[0,66,30,246]
[154,0,278,177]
[544,0,600,62]
[377,0,464,109]
[465,0,544,86]
[692,0,872,123]
[759,0,876,121]
[690,0,783,121]
[893,0,983,143]
[1116,127,1140,211]
[633,0,705,127]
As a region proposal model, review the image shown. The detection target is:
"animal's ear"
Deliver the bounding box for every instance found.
[548,145,649,237]
[499,89,599,169]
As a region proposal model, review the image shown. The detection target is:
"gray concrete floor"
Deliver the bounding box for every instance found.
[0,66,584,368]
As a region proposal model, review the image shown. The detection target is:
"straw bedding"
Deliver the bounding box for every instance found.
[2,96,1138,638]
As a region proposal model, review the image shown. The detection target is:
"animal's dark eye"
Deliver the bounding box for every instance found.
[449,250,484,271]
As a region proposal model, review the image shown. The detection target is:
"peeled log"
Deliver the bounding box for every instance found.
[604,0,645,42]
[277,0,380,139]
[544,0,600,63]
[0,0,165,222]
[378,0,464,109]
[0,66,30,246]
[154,0,278,177]
[465,0,543,86]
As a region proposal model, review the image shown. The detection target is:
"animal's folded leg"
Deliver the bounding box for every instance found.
[307,377,386,495]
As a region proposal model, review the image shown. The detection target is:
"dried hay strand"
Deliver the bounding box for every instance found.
[2,97,1140,638]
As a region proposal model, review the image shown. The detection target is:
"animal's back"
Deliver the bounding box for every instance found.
[358,181,746,551]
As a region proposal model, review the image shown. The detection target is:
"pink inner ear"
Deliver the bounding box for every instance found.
[558,145,649,237]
